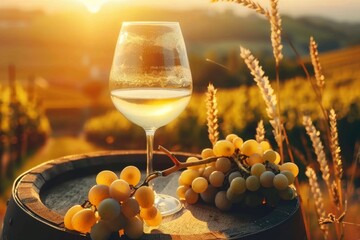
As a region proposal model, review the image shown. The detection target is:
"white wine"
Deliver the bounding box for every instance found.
[111,88,191,130]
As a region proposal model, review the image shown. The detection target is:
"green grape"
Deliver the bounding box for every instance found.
[279,162,299,177]
[240,139,260,156]
[88,184,110,208]
[209,170,225,187]
[202,165,216,180]
[179,169,201,186]
[98,198,121,221]
[251,163,266,177]
[140,206,158,220]
[134,186,155,208]
[176,185,190,199]
[192,177,208,193]
[124,216,143,240]
[245,175,260,191]
[232,137,244,149]
[102,212,127,232]
[247,153,263,166]
[229,177,246,194]
[109,179,131,202]
[71,208,97,233]
[64,204,83,230]
[225,133,238,143]
[228,171,242,183]
[281,170,295,185]
[90,220,112,240]
[213,140,235,157]
[215,157,232,173]
[96,170,118,186]
[279,186,296,200]
[226,188,244,203]
[185,188,199,204]
[260,171,275,188]
[121,198,140,219]
[200,185,217,204]
[120,166,141,186]
[273,173,289,190]
[144,209,162,227]
[215,191,232,211]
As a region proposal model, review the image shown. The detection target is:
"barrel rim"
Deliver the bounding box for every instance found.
[11,150,302,239]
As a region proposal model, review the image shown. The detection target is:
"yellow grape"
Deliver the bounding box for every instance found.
[109,179,131,202]
[64,204,83,230]
[279,162,299,177]
[281,170,295,185]
[247,153,263,166]
[215,157,232,173]
[71,208,97,233]
[209,170,225,188]
[120,166,141,186]
[88,184,110,208]
[250,163,266,177]
[232,137,244,149]
[273,173,289,190]
[90,220,112,240]
[191,177,208,193]
[215,191,232,211]
[121,198,140,219]
[179,169,200,186]
[240,139,260,156]
[213,140,235,157]
[134,186,155,208]
[176,185,190,199]
[140,205,158,220]
[260,171,275,188]
[186,156,204,170]
[245,175,260,191]
[225,133,238,143]
[98,198,121,220]
[144,209,162,227]
[96,170,118,186]
[124,216,144,240]
[259,141,271,152]
[202,165,216,179]
[201,148,215,159]
[262,149,277,163]
[185,188,199,204]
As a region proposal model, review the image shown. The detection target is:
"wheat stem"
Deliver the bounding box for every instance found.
[206,83,220,146]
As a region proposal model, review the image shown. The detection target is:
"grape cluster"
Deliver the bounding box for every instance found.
[64,166,162,240]
[177,134,299,210]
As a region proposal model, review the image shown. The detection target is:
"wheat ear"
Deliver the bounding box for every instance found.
[211,0,270,17]
[206,83,220,146]
[256,120,265,143]
[269,0,283,64]
[305,167,329,239]
[310,36,325,92]
[240,47,283,148]
[303,116,331,191]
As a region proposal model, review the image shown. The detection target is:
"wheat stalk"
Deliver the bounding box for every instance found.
[269,0,283,64]
[240,47,283,148]
[329,109,343,180]
[206,83,220,146]
[306,167,329,239]
[303,116,331,193]
[310,36,325,92]
[256,120,265,143]
[211,0,270,17]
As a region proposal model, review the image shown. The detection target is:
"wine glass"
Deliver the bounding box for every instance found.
[109,22,192,216]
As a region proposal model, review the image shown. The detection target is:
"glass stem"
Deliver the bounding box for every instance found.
[145,129,156,177]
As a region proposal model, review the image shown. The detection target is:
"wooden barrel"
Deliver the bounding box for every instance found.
[1,151,306,240]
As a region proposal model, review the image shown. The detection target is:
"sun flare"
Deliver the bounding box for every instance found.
[79,0,107,13]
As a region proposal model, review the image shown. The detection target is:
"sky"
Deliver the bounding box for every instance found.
[0,0,360,23]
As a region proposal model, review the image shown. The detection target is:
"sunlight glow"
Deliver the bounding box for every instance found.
[79,0,107,13]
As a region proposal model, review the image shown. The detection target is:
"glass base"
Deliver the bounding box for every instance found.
[155,193,182,217]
